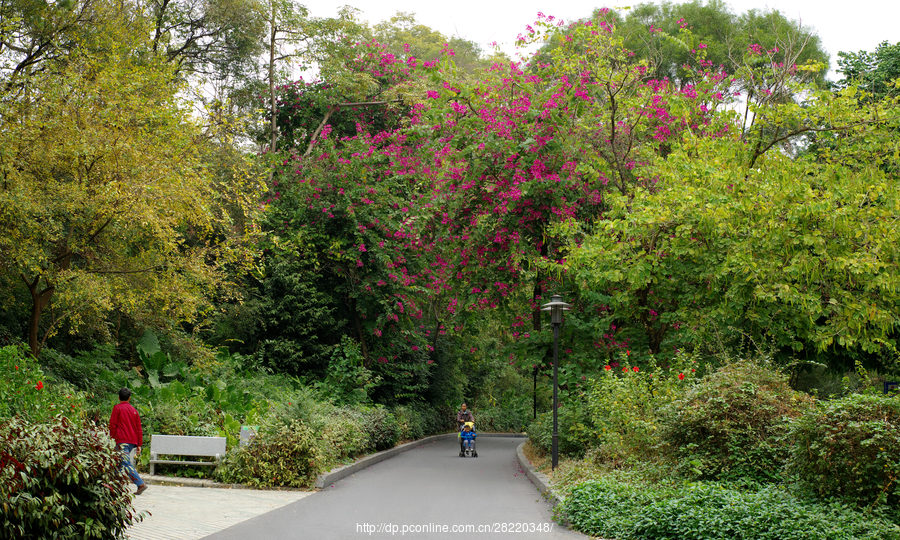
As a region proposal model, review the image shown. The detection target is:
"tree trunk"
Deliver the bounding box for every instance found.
[266,5,278,185]
[268,8,277,155]
[22,274,53,357]
[350,298,370,365]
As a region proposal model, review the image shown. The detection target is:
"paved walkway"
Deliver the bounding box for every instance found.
[205,436,584,539]
[127,484,311,540]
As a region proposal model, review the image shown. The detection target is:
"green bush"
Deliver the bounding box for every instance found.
[0,416,141,539]
[526,394,595,458]
[789,393,900,506]
[0,344,87,425]
[475,404,529,432]
[39,345,126,398]
[587,354,701,464]
[564,479,900,540]
[216,419,322,488]
[363,405,401,451]
[315,407,369,464]
[660,361,812,481]
[394,404,425,440]
[394,403,451,440]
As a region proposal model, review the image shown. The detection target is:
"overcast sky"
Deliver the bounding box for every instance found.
[305,0,898,80]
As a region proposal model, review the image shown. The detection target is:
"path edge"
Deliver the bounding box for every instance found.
[516,441,563,508]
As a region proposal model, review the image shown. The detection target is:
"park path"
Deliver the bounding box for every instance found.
[204,436,585,539]
[127,484,310,539]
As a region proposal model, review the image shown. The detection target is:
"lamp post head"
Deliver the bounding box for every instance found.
[541,294,572,325]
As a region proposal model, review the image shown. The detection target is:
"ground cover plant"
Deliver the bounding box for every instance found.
[563,478,900,540]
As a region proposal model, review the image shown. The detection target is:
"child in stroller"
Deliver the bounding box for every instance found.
[459,421,477,457]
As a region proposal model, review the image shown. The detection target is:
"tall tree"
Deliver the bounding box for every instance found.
[0,0,222,355]
[837,41,900,99]
[0,0,100,93]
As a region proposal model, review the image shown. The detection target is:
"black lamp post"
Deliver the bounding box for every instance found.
[541,294,571,471]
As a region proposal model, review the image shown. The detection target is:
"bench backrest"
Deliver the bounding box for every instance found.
[150,435,226,457]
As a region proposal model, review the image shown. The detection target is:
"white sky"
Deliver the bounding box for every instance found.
[306,0,899,80]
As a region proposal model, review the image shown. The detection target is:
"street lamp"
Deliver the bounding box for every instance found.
[541,294,571,471]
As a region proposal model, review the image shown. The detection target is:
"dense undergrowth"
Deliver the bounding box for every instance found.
[525,354,900,539]
[0,341,458,491]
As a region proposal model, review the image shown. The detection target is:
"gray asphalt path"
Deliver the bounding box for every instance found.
[204,436,585,539]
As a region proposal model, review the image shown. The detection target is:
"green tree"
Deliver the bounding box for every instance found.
[837,41,900,99]
[564,81,900,366]
[0,1,223,356]
[617,1,829,89]
[372,12,485,73]
[0,0,101,93]
[146,0,267,80]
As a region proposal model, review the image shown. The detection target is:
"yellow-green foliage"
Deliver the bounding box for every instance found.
[661,361,813,481]
[0,0,222,353]
[587,352,702,464]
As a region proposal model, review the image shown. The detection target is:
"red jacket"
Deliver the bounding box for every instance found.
[109,401,143,446]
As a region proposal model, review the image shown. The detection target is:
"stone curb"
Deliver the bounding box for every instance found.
[315,432,527,489]
[142,474,305,491]
[516,441,563,508]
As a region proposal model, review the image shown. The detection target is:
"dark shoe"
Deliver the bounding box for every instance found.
[136,484,148,496]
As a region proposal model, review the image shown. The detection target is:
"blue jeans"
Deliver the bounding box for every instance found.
[119,444,144,486]
[463,438,474,449]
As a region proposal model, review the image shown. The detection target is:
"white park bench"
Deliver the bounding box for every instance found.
[149,434,227,475]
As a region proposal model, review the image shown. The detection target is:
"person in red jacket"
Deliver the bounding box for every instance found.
[109,387,147,495]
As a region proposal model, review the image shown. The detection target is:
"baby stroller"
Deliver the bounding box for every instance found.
[459,421,477,458]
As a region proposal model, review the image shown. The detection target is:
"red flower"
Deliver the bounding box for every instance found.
[632,366,639,373]
[691,369,696,372]
[622,366,629,372]
[35,381,43,390]
[626,350,630,356]
[678,373,685,380]
[604,365,611,371]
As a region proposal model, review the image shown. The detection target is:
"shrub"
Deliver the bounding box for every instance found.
[526,394,595,458]
[789,393,900,506]
[564,479,900,540]
[363,405,401,451]
[587,354,701,464]
[563,477,670,538]
[0,416,141,539]
[39,345,126,397]
[216,419,322,488]
[316,408,369,464]
[394,405,425,440]
[394,403,450,440]
[0,344,87,425]
[660,361,812,481]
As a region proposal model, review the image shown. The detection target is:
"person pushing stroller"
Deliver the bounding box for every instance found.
[456,403,477,457]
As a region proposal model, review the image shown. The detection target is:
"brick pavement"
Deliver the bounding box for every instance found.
[126,483,311,540]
